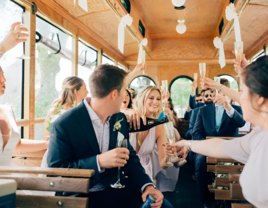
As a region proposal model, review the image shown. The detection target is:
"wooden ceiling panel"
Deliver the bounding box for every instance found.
[53,0,110,18]
[77,10,137,55]
[224,4,268,57]
[131,0,226,39]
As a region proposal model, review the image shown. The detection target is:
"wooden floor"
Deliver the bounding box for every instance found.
[163,162,204,208]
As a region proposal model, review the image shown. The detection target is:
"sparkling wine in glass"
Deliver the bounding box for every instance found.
[214,77,221,96]
[234,42,243,74]
[164,122,174,167]
[167,122,179,163]
[194,73,198,81]
[111,133,126,189]
[16,12,30,60]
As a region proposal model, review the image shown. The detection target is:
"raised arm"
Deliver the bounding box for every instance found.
[125,63,146,85]
[202,77,242,104]
[156,124,169,169]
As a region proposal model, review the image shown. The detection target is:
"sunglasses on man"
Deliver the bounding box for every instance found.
[195,99,203,103]
[205,94,213,98]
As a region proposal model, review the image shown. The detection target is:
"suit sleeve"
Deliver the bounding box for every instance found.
[119,115,152,191]
[189,95,197,109]
[47,120,100,183]
[230,106,246,127]
[192,109,206,140]
[188,110,198,139]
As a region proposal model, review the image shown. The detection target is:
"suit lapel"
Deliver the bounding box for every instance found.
[211,104,216,130]
[220,110,228,129]
[109,114,118,150]
[76,102,100,155]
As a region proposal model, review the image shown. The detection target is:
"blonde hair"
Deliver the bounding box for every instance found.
[133,86,162,119]
[53,76,84,108]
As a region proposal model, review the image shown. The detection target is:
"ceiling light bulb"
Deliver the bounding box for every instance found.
[176,20,187,34]
[172,0,186,7]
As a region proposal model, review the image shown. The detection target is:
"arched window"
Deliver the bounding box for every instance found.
[129,75,155,93]
[217,75,239,91]
[169,76,193,118]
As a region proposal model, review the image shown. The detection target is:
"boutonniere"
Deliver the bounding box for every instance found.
[113,118,124,131]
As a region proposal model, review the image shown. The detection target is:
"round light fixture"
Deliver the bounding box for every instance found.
[176,20,187,34]
[172,0,186,7]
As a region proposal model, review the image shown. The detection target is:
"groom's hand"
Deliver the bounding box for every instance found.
[98,148,129,169]
[142,186,163,208]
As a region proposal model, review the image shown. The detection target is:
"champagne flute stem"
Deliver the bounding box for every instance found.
[117,167,121,182]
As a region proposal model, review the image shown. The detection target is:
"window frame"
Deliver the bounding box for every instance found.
[129,75,156,88]
[217,74,239,91]
[78,39,98,67]
[102,54,114,65]
[169,75,194,91]
[120,0,131,14]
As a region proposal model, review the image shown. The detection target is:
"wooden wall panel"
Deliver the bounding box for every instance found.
[129,64,237,93]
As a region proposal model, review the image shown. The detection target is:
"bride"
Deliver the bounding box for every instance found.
[0,23,48,167]
[0,65,48,166]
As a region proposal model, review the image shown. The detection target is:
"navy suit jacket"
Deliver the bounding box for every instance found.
[189,95,205,110]
[47,101,151,192]
[192,104,245,140]
[185,107,202,140]
[184,110,192,121]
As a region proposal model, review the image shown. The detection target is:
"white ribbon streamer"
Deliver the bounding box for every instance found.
[137,38,148,64]
[79,0,88,12]
[118,14,133,54]
[213,37,226,69]
[225,3,242,42]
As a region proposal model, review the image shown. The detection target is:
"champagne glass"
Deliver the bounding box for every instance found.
[214,77,221,96]
[167,122,179,163]
[234,42,243,74]
[111,133,126,189]
[164,122,174,167]
[194,73,198,81]
[141,50,146,74]
[16,12,30,59]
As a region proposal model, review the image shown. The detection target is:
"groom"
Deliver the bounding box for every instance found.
[47,64,173,208]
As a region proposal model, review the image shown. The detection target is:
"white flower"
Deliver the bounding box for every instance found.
[213,37,223,49]
[113,118,124,131]
[225,3,237,21]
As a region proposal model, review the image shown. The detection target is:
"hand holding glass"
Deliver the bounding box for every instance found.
[16,12,30,59]
[234,42,243,73]
[111,135,128,189]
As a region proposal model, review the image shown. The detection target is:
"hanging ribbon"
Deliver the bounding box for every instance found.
[79,0,88,12]
[213,37,226,69]
[118,14,133,54]
[137,38,148,64]
[225,3,242,42]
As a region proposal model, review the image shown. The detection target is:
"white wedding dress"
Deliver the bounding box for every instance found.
[0,105,54,196]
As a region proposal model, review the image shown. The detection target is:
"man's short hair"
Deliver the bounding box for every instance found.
[220,78,230,88]
[201,89,206,96]
[89,64,128,98]
[196,94,202,97]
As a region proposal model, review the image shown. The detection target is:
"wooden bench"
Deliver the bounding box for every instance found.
[0,166,94,208]
[12,150,46,167]
[231,203,256,208]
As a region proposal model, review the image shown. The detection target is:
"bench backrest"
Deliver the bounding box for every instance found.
[12,150,46,167]
[0,166,95,208]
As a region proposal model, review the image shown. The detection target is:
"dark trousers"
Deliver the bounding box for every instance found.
[189,152,215,204]
[81,181,173,208]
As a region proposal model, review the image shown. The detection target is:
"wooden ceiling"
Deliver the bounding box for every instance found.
[132,0,226,40]
[49,0,268,65]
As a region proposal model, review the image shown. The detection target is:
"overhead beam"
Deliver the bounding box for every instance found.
[246,30,268,59]
[213,0,250,58]
[22,0,127,66]
[104,0,153,56]
[125,59,234,66]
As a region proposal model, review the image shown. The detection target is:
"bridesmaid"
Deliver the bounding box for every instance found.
[129,85,168,180]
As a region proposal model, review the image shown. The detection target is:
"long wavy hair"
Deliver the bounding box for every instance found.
[133,85,162,119]
[53,76,84,108]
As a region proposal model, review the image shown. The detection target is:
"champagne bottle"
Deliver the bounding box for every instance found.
[128,117,169,133]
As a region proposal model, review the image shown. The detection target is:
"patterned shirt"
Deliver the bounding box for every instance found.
[84,99,110,192]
